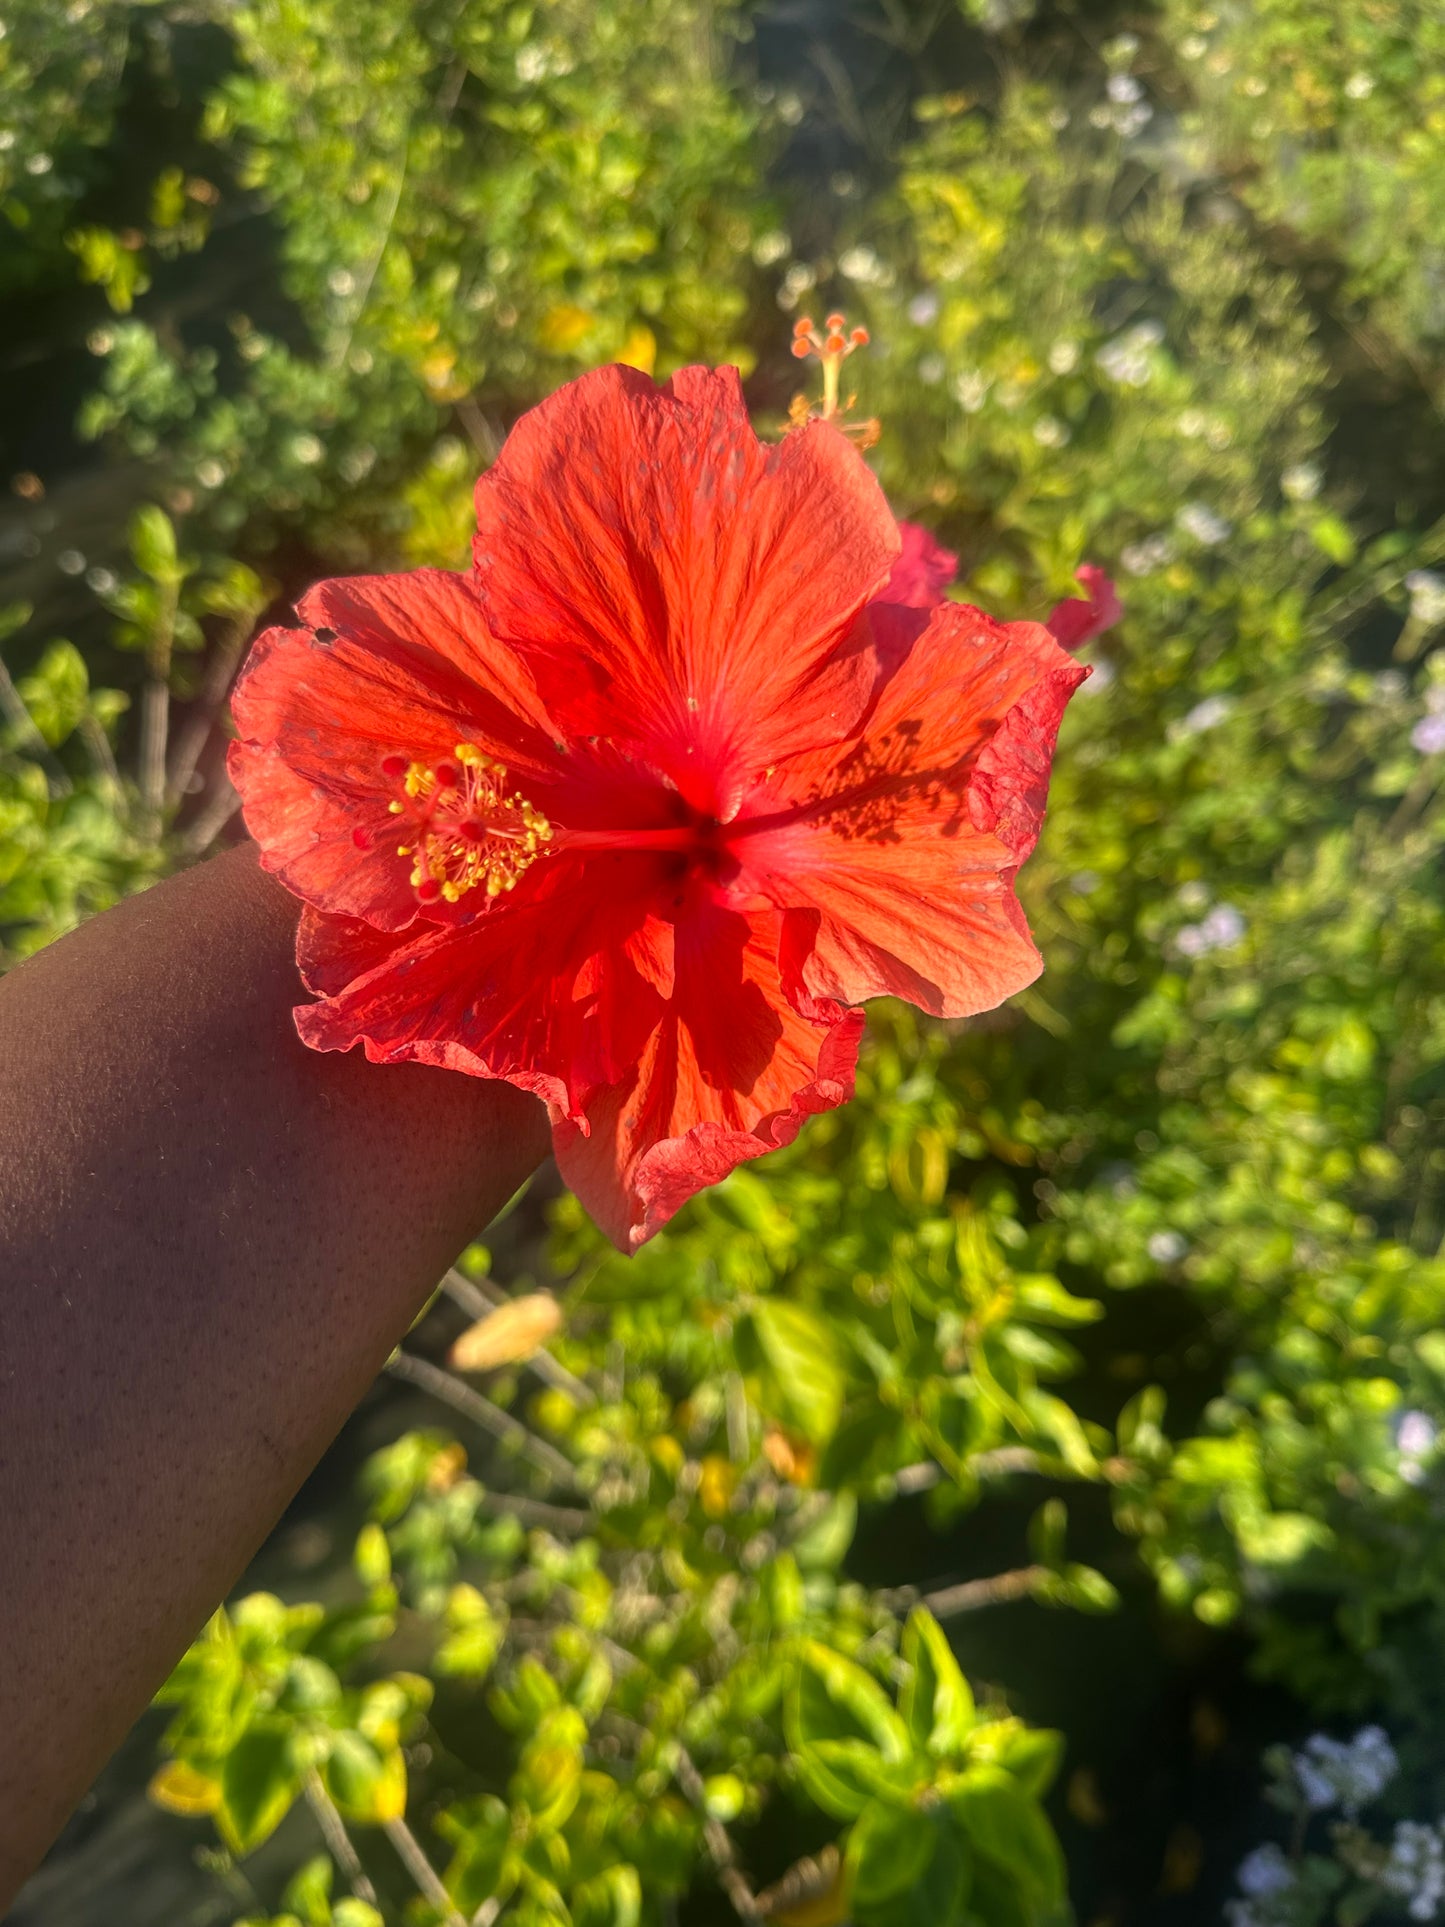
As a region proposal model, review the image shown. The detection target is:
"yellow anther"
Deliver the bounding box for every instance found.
[380,742,552,905]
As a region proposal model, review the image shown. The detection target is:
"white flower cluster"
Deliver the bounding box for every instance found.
[1226,1844,1295,1927]
[1120,532,1175,576]
[1176,902,1246,958]
[1407,570,1445,627]
[1292,1727,1398,1816]
[1381,1822,1445,1921]
[1396,1409,1438,1485]
[1177,501,1232,546]
[1171,694,1233,739]
[1096,319,1164,386]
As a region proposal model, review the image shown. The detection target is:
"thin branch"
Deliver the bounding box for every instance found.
[305,1769,380,1906]
[920,1565,1045,1619]
[139,578,179,832]
[673,1744,760,1923]
[166,617,251,807]
[181,775,242,856]
[385,1348,579,1489]
[442,1269,596,1405]
[384,1815,466,1927]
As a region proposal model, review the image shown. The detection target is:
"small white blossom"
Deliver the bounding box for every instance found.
[1178,502,1232,546]
[753,230,790,267]
[953,370,991,413]
[57,548,86,576]
[327,267,356,298]
[1413,715,1445,755]
[1407,570,1445,626]
[1180,33,1208,58]
[25,152,53,176]
[907,291,940,327]
[84,566,117,595]
[1177,882,1211,912]
[1381,1821,1445,1920]
[1069,869,1100,894]
[1033,415,1069,447]
[918,352,946,385]
[1281,461,1323,502]
[1236,1844,1295,1898]
[1292,1728,1397,1816]
[290,432,324,466]
[1107,73,1143,103]
[1121,533,1175,577]
[1148,1230,1188,1264]
[1176,694,1233,737]
[1343,72,1375,100]
[195,458,226,489]
[1048,339,1081,374]
[1373,669,1406,701]
[839,244,889,286]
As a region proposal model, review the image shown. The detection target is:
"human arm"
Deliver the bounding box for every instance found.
[0,843,549,1907]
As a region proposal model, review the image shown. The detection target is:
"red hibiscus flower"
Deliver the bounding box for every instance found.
[230,365,1087,1250]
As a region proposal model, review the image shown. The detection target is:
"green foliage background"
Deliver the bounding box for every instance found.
[7,0,1445,1922]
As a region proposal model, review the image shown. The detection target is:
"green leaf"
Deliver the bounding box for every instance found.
[16,641,88,747]
[791,1493,858,1573]
[900,1608,975,1759]
[789,1642,912,1760]
[792,1738,916,1822]
[847,1800,940,1907]
[323,1730,407,1825]
[280,1855,334,1927]
[353,1522,391,1589]
[746,1300,845,1444]
[129,505,183,585]
[216,1721,301,1855]
[511,1707,586,1834]
[947,1768,1065,1913]
[572,1863,643,1927]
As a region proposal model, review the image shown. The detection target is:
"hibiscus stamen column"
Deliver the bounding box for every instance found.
[791,311,871,422]
[375,744,552,905]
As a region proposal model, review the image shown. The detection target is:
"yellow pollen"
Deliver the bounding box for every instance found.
[382,742,552,905]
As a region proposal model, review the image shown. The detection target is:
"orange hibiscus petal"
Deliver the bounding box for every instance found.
[230,570,559,930]
[552,901,864,1249]
[470,364,899,816]
[292,858,669,1118]
[742,604,1087,1017]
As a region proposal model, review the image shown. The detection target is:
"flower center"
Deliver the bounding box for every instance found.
[379,743,552,904]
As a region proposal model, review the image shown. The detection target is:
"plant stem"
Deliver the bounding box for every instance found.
[139,578,179,833]
[166,617,250,809]
[442,1269,596,1405]
[383,1814,466,1927]
[385,1348,580,1489]
[672,1744,760,1923]
[305,1769,380,1907]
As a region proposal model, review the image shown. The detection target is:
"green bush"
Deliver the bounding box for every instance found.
[12,0,1445,1917]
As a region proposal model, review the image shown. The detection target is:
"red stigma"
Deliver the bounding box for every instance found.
[434,760,460,788]
[381,752,408,779]
[416,877,442,903]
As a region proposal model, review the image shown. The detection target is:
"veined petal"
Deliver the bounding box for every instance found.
[744,604,1086,1017]
[471,363,900,815]
[292,856,669,1118]
[230,570,559,930]
[552,902,863,1250]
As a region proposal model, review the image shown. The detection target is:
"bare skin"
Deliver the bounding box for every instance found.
[0,844,549,1908]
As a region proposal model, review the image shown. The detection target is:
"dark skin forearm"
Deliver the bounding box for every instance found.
[0,844,549,1907]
